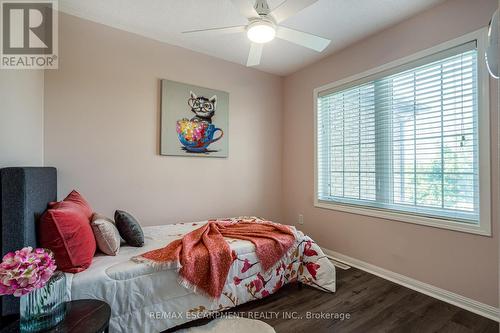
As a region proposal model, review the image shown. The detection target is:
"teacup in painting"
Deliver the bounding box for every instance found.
[176,119,223,153]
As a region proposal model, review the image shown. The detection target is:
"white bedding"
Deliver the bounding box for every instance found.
[66,222,336,333]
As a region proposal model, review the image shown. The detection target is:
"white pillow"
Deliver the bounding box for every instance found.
[91,213,121,256]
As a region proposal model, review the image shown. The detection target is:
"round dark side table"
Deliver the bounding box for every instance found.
[1,300,111,333]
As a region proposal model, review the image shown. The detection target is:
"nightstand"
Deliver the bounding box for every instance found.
[1,299,111,333]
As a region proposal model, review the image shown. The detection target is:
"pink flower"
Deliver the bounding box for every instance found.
[305,262,320,280]
[0,247,56,297]
[303,241,318,257]
[261,290,270,297]
[241,259,254,273]
[233,276,242,285]
[251,278,263,292]
[275,261,286,276]
[249,273,267,292]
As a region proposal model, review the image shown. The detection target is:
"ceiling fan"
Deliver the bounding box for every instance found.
[182,0,331,67]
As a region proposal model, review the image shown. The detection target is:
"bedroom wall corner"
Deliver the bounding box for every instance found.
[43,13,284,226]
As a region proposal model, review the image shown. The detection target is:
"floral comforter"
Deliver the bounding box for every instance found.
[186,223,336,316]
[66,221,336,332]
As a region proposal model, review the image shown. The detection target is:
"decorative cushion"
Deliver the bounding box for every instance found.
[49,190,93,218]
[91,213,121,256]
[39,190,96,273]
[114,210,144,247]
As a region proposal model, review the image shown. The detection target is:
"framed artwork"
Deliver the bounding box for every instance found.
[160,79,229,157]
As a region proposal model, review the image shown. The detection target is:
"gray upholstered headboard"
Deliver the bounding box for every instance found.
[0,167,57,316]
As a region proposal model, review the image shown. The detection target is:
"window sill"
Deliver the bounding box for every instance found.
[314,200,491,237]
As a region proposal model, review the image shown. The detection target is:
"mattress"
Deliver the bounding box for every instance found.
[66,222,336,333]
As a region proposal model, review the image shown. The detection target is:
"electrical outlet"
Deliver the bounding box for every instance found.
[298,214,304,225]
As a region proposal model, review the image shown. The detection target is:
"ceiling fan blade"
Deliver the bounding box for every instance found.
[270,0,319,23]
[247,43,263,67]
[230,0,260,19]
[182,25,246,35]
[276,26,330,52]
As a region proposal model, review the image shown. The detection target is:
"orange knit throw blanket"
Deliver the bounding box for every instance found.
[134,219,296,299]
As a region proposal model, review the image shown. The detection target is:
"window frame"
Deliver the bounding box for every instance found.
[313,28,491,236]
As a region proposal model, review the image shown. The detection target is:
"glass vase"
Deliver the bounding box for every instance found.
[20,271,67,332]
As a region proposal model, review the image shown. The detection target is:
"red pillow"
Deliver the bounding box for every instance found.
[49,190,93,218]
[39,190,96,273]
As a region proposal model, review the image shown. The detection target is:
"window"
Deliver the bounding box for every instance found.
[315,30,491,235]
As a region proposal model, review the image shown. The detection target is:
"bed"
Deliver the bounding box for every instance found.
[0,167,336,332]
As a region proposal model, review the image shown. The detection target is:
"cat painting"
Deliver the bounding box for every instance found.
[188,91,217,123]
[161,79,228,157]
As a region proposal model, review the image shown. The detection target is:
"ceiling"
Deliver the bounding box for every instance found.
[59,0,445,76]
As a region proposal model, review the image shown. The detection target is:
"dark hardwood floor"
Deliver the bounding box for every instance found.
[169,267,498,333]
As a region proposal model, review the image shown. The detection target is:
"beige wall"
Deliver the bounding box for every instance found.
[0,71,44,168]
[282,0,499,306]
[44,14,283,225]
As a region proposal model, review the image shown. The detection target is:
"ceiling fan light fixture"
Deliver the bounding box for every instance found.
[247,21,276,44]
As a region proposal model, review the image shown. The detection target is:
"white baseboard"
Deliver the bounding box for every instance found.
[321,248,500,322]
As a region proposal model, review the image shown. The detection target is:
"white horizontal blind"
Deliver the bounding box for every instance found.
[317,42,479,224]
